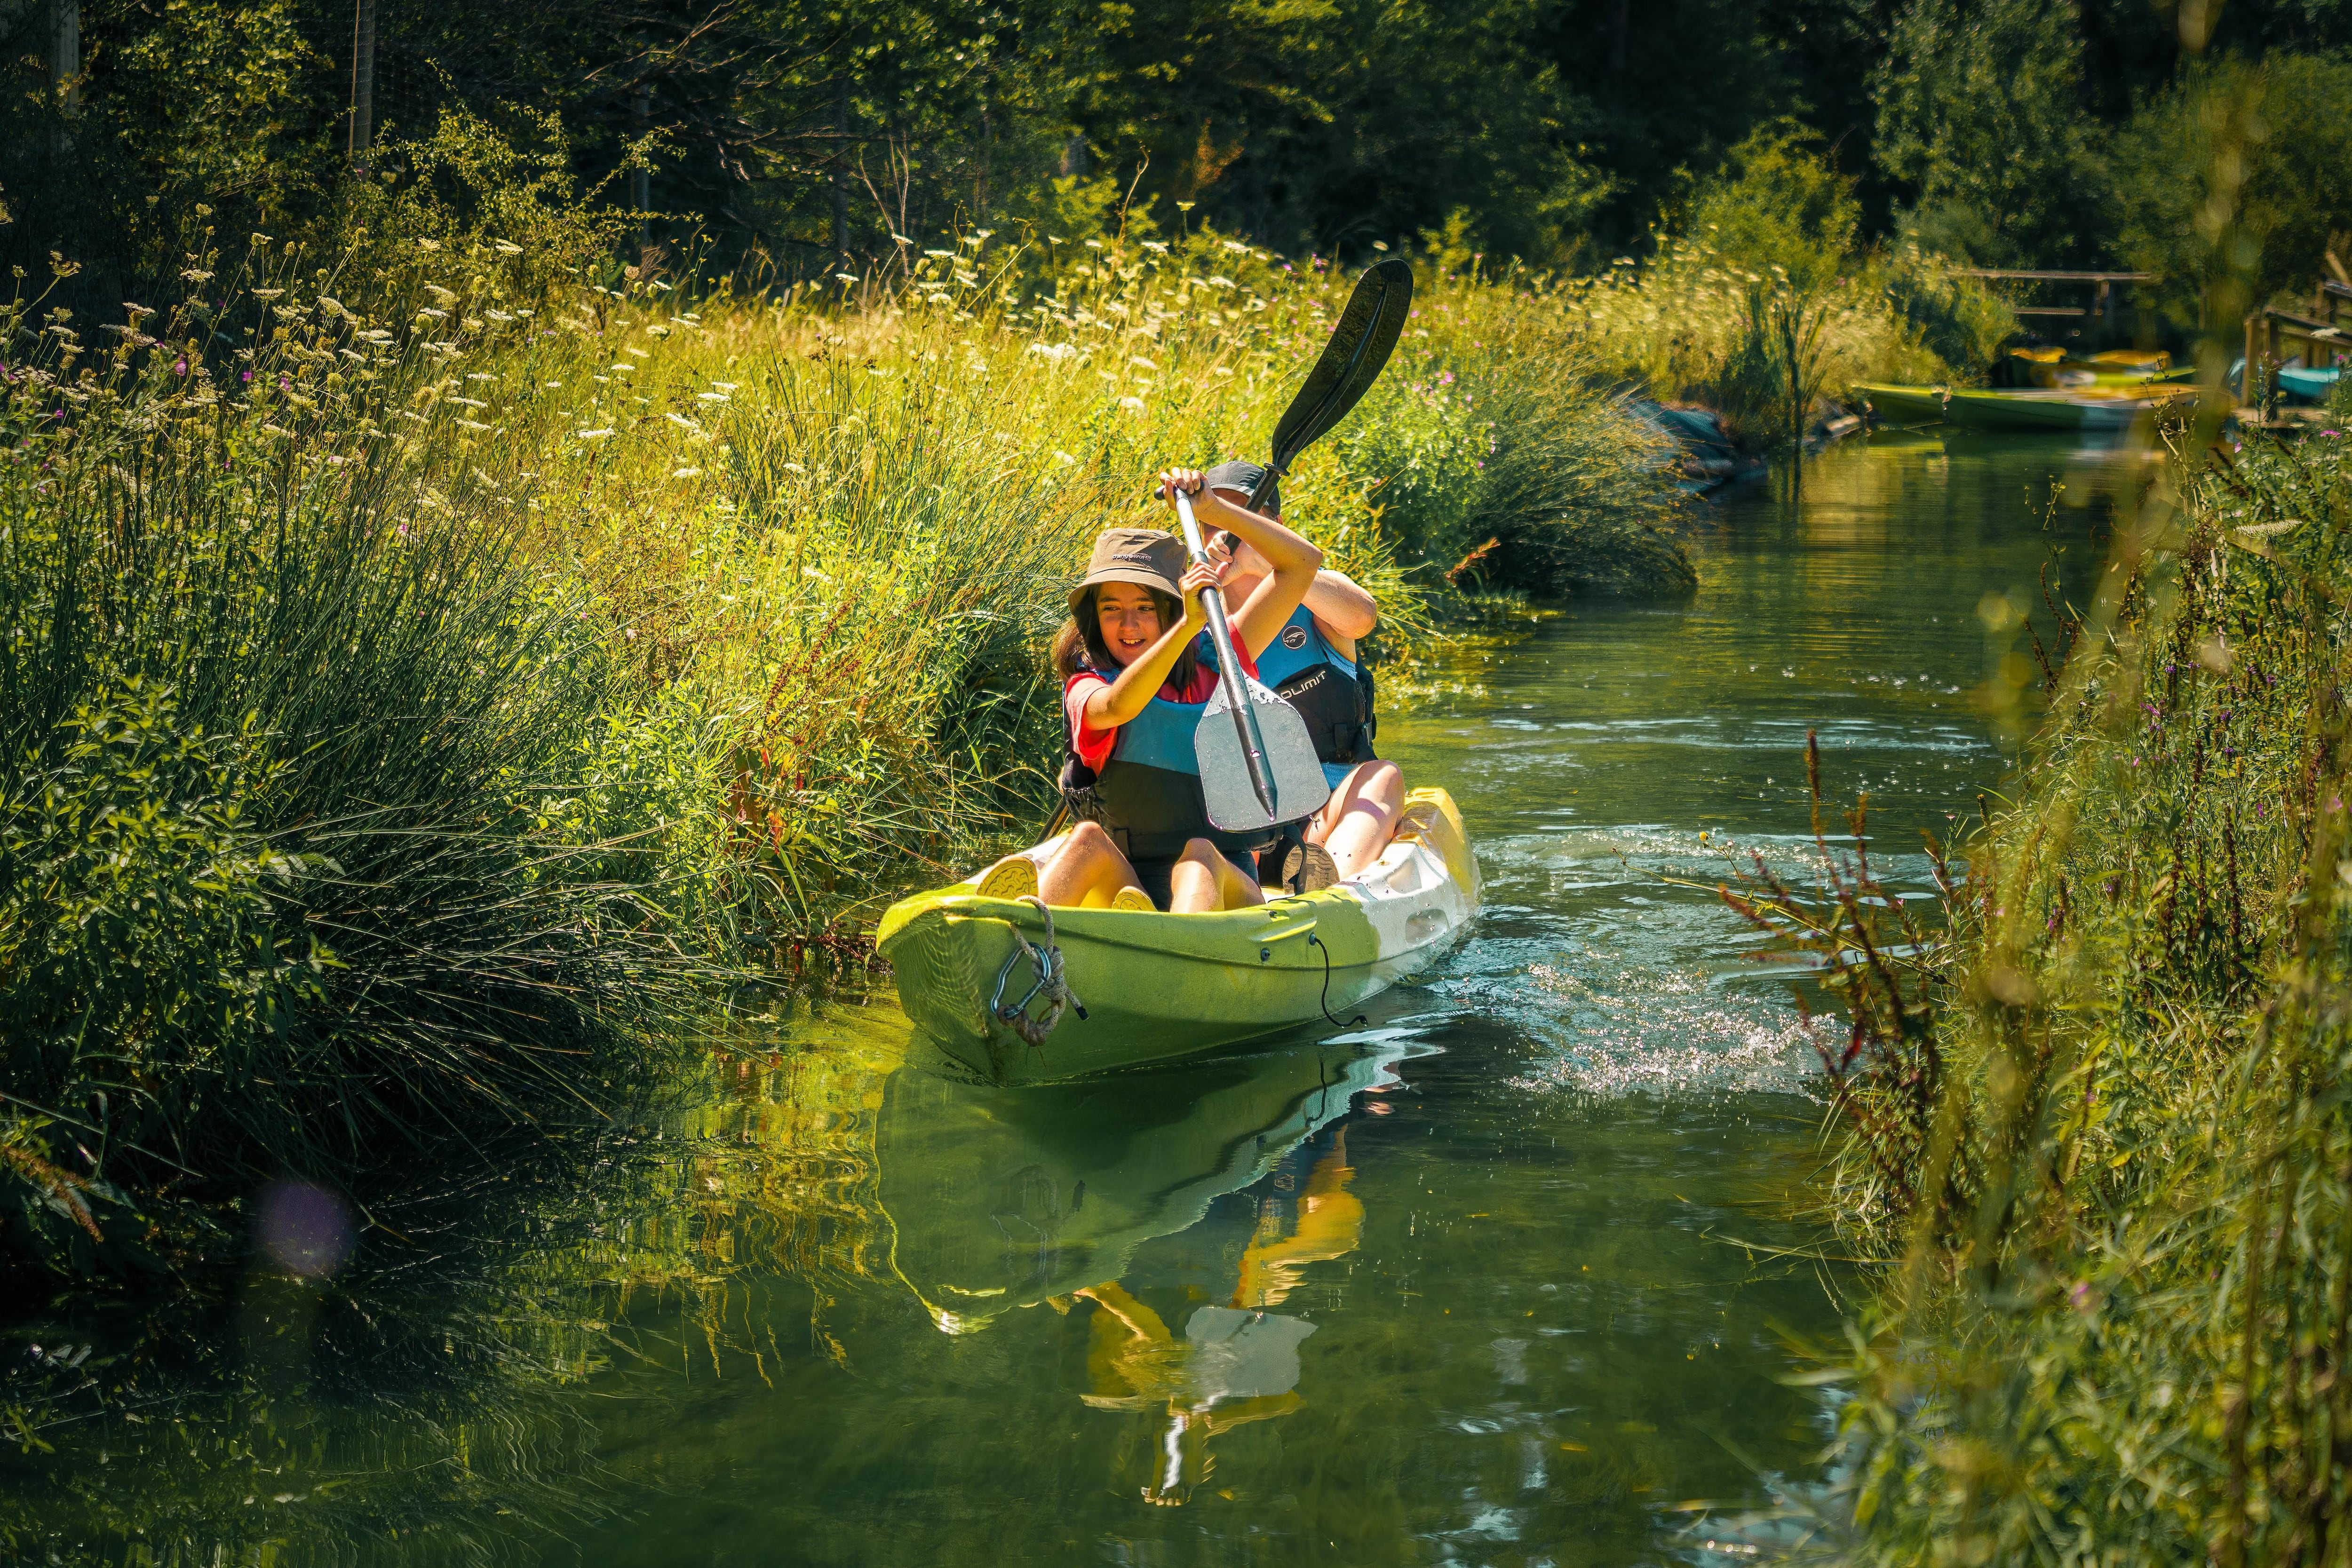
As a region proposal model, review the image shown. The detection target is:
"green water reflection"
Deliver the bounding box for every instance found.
[0,435,2132,1565]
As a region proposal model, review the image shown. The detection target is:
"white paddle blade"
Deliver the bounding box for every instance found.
[1195,677,1331,832]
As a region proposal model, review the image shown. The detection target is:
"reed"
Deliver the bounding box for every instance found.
[0,210,726,1276]
[1720,418,2352,1561]
[1562,238,2009,444]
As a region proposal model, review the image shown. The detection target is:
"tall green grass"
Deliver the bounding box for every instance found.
[0,222,718,1276]
[1728,419,2352,1561]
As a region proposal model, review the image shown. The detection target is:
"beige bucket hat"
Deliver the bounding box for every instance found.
[1069,527,1187,614]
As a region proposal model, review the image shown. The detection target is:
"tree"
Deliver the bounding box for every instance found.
[1872,0,2102,266]
[2108,52,2352,329]
[1073,0,1609,266]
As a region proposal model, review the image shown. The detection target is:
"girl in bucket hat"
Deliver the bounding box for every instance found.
[977,467,1325,913]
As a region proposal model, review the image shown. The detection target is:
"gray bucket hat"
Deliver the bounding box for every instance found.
[1204,459,1281,517]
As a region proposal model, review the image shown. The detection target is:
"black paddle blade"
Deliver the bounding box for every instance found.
[1258,257,1415,497]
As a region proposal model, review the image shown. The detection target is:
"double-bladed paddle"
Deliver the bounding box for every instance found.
[1187,257,1415,832]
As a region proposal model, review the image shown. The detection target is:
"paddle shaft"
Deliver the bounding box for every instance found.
[1041,263,1414,840]
[1172,489,1279,816]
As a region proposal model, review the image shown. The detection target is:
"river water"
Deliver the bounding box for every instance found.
[0,434,2126,1566]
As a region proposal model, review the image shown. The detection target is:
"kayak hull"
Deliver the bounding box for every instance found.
[2280,365,2342,404]
[875,788,1479,1084]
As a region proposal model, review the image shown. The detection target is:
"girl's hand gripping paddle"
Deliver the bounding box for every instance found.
[1172,489,1330,832]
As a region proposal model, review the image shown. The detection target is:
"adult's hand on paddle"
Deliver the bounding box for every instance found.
[1158,467,1207,507]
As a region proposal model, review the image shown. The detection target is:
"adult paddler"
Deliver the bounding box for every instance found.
[1200,459,1404,891]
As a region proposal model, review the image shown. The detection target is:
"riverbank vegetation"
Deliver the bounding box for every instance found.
[1565,126,2015,443]
[1747,407,2352,1557]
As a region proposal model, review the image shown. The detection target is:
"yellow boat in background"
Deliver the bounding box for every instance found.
[876,788,1479,1085]
[2006,347,2175,389]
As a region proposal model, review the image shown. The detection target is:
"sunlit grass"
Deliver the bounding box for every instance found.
[0,186,1709,1275]
[1550,237,2011,440]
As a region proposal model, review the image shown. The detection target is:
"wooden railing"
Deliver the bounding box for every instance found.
[1952,269,2158,324]
[2245,281,2348,399]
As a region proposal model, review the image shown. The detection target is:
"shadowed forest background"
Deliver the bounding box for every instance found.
[6,0,2352,313]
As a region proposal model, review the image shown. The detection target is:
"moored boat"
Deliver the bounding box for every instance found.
[1855,381,2195,433]
[875,788,1479,1084]
[2279,364,2343,404]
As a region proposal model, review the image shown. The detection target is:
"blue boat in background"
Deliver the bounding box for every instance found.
[2280,364,2342,404]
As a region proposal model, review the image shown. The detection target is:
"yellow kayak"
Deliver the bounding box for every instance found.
[875,789,1479,1084]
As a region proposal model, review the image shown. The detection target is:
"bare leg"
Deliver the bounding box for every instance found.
[1039,821,1147,909]
[1306,760,1405,880]
[1167,839,1267,914]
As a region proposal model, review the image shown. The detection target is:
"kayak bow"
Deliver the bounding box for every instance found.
[876,788,1478,1083]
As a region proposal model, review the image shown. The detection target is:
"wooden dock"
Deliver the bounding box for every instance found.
[1954,269,2156,328]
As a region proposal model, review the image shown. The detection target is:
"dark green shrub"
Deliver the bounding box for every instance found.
[0,245,704,1279]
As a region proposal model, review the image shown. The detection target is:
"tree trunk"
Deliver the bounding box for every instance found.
[977,97,992,223]
[632,86,651,262]
[350,0,375,156]
[832,75,851,260]
[52,0,79,114]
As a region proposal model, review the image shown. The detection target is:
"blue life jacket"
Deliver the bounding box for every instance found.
[1251,606,1376,784]
[1060,635,1284,864]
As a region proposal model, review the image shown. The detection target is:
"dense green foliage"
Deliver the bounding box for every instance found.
[1873,0,2103,268]
[5,0,2349,296]
[2110,53,2352,330]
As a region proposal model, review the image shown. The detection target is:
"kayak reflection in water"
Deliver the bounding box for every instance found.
[1200,459,1405,894]
[1074,1129,1364,1505]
